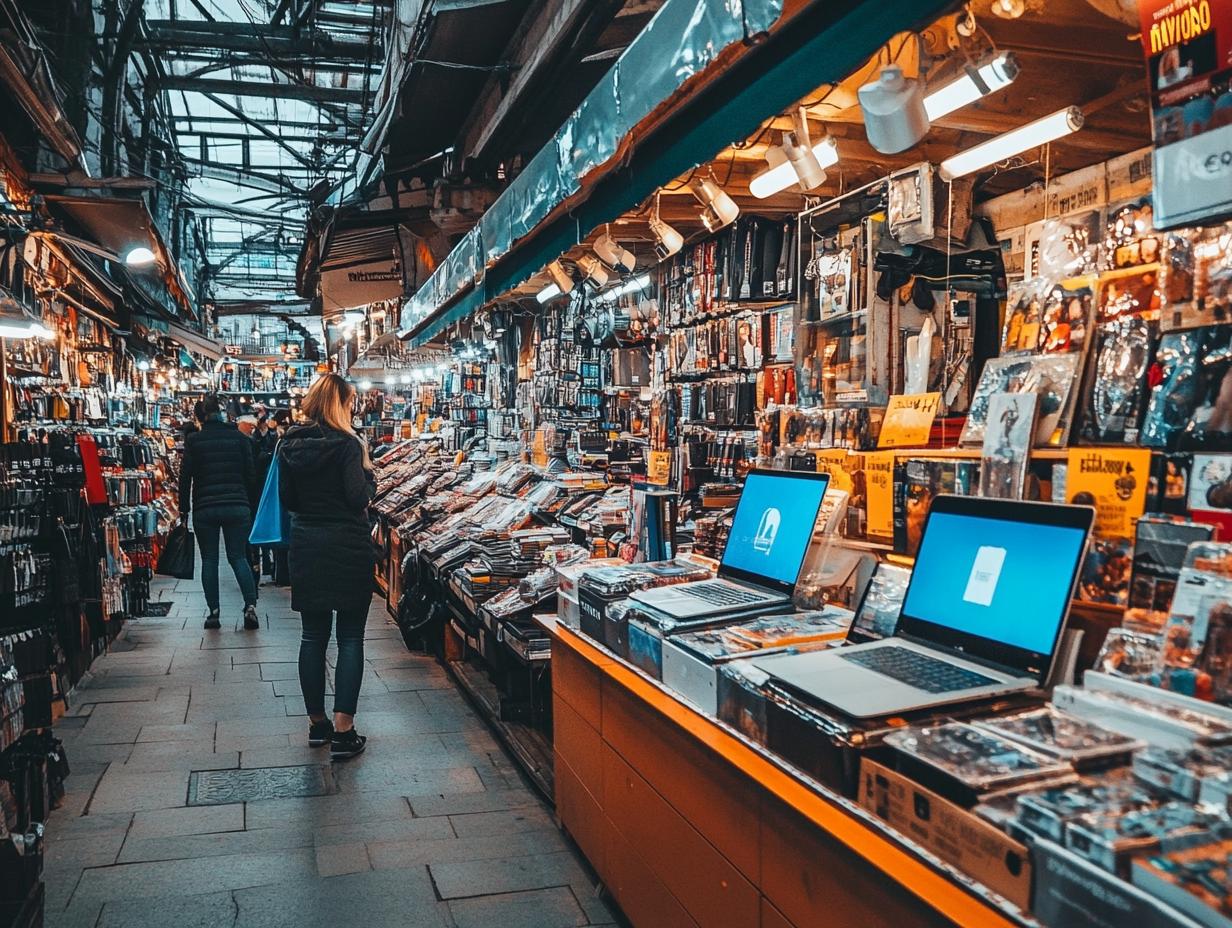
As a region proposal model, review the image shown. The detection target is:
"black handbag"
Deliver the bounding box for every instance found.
[156,522,195,579]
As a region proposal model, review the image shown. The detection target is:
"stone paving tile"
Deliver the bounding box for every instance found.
[44,575,611,928]
[127,803,245,840]
[314,842,371,877]
[447,886,590,928]
[428,850,589,899]
[95,890,238,928]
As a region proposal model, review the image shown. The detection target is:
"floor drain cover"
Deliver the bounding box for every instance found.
[188,765,333,805]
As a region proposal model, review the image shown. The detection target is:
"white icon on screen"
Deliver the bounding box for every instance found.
[962,545,1006,607]
[753,508,781,554]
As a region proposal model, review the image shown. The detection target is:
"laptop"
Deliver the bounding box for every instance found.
[754,495,1094,718]
[629,469,829,620]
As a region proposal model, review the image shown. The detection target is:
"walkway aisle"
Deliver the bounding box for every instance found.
[42,573,616,928]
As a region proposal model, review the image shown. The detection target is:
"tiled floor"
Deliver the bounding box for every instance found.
[43,566,615,928]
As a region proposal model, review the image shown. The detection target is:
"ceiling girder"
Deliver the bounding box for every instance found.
[160,75,367,103]
[141,20,374,58]
[180,155,309,194]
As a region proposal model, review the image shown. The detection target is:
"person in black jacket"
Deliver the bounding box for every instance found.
[279,373,375,760]
[179,395,259,630]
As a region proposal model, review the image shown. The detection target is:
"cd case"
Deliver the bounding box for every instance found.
[974,708,1142,767]
[884,722,1072,794]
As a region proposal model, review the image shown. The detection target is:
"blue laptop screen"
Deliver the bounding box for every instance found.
[721,472,829,587]
[902,510,1087,654]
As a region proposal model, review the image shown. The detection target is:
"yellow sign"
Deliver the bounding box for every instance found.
[864,451,896,540]
[815,449,854,494]
[1065,448,1152,538]
[531,431,548,467]
[878,393,941,449]
[647,450,671,486]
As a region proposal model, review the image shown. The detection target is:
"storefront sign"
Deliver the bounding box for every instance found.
[1065,448,1152,537]
[647,450,672,486]
[1140,0,1232,228]
[863,451,896,541]
[878,393,940,448]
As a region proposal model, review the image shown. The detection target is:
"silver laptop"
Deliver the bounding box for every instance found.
[754,496,1094,718]
[630,469,830,620]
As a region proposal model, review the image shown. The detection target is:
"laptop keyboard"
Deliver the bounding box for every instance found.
[840,646,997,694]
[680,581,765,607]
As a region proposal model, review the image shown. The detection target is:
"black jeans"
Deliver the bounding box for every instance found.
[195,515,258,611]
[299,608,368,716]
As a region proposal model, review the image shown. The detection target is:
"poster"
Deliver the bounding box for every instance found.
[1140,0,1232,228]
[1188,453,1232,538]
[863,451,896,541]
[878,393,940,449]
[1065,447,1153,538]
[979,393,1038,500]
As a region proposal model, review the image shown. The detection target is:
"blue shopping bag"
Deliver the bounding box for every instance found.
[249,442,289,546]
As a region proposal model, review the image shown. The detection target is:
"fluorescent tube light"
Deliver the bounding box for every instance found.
[939,106,1083,180]
[749,136,839,199]
[924,52,1020,121]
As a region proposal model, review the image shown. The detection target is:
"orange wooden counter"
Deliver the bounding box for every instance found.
[547,618,1034,928]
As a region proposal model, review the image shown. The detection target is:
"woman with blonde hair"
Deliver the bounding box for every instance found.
[279,373,375,759]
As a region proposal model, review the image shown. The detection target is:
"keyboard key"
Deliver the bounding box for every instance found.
[840,646,996,694]
[681,582,763,606]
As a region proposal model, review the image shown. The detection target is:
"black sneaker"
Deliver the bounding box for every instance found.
[330,728,367,761]
[308,718,334,747]
[243,605,260,630]
[204,610,221,630]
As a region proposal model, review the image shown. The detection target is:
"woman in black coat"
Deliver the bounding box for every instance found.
[278,373,375,760]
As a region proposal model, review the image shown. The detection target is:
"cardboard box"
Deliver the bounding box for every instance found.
[858,758,1033,911]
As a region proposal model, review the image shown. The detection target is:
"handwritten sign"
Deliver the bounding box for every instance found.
[878,393,941,449]
[815,449,854,494]
[647,450,671,486]
[1065,448,1152,538]
[864,451,896,540]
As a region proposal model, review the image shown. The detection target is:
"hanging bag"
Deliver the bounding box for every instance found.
[156,521,195,579]
[249,441,289,546]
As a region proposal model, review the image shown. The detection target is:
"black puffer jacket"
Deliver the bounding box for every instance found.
[278,423,376,613]
[180,419,255,523]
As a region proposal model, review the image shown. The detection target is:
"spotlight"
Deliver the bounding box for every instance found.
[400,373,412,384]
[990,0,1025,18]
[593,233,636,273]
[124,246,157,267]
[939,106,1083,180]
[137,360,151,371]
[359,379,373,391]
[577,255,610,289]
[691,176,739,232]
[858,63,930,154]
[924,51,1020,121]
[648,197,684,261]
[750,115,839,199]
[546,260,573,294]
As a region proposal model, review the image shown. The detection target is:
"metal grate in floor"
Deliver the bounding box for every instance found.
[187,765,334,806]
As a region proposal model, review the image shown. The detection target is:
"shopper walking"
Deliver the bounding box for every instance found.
[179,395,260,630]
[279,373,375,760]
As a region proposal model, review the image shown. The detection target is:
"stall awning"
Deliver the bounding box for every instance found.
[317,220,433,316]
[165,320,225,361]
[43,193,197,320]
[401,0,955,347]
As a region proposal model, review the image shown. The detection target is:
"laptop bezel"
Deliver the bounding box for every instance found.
[715,469,830,595]
[894,495,1094,683]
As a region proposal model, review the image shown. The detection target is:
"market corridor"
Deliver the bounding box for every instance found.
[40,574,615,928]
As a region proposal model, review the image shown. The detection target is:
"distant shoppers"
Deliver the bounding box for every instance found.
[279,374,375,760]
[179,395,260,630]
[268,410,293,586]
[236,414,258,438]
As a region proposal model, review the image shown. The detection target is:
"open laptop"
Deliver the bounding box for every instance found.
[754,495,1094,718]
[629,470,830,620]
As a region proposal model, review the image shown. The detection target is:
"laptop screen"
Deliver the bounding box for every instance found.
[719,470,830,592]
[898,497,1093,680]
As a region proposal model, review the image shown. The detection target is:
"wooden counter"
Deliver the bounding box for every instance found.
[548,618,1034,928]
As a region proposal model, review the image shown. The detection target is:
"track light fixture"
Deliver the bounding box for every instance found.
[648,193,683,261]
[939,106,1083,180]
[750,109,839,199]
[858,63,930,155]
[577,255,610,289]
[691,175,739,232]
[593,230,636,273]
